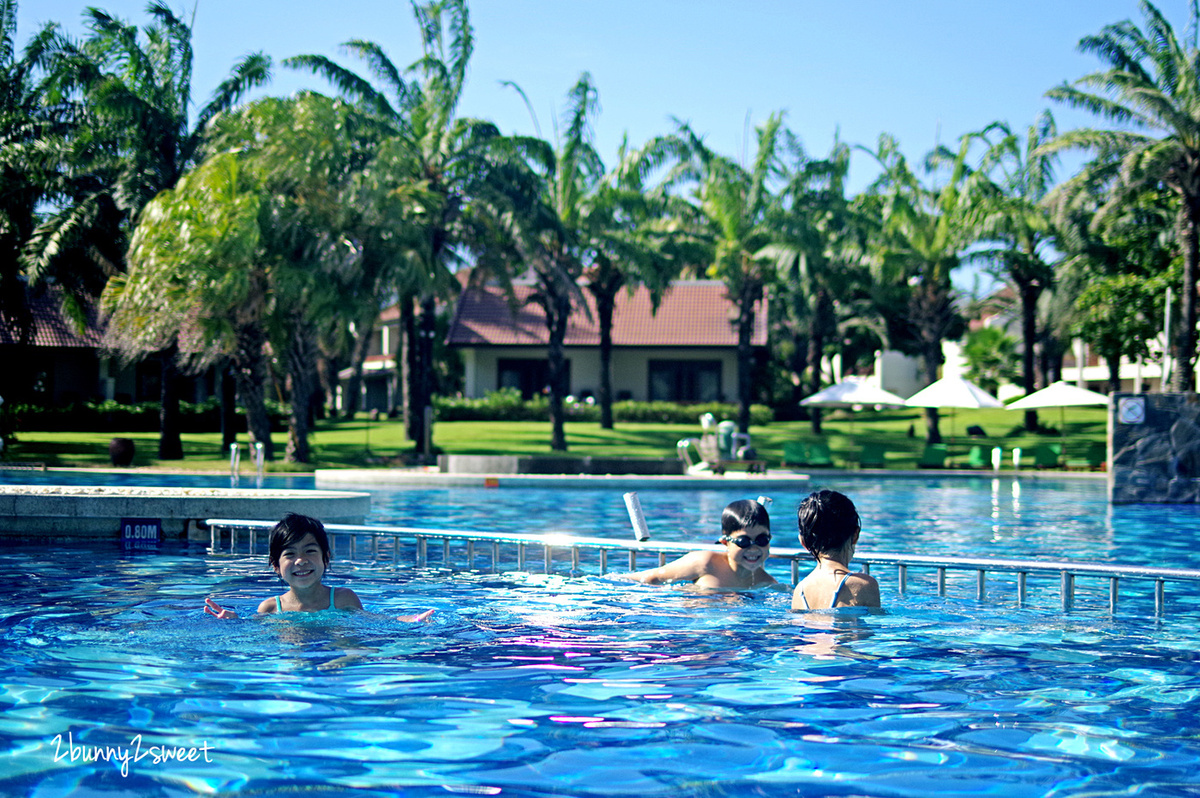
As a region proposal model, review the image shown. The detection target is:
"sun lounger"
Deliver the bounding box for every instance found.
[918,443,948,469]
[859,441,887,469]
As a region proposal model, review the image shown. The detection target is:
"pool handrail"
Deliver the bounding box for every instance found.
[205,518,1200,616]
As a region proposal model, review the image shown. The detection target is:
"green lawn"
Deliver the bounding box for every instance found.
[3,405,1109,472]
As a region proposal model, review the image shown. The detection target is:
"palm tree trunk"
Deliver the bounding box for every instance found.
[413,293,437,460]
[1106,353,1121,396]
[807,288,833,435]
[220,363,238,448]
[589,276,621,430]
[400,295,417,442]
[734,282,760,435]
[157,345,184,460]
[1172,201,1199,392]
[546,286,571,452]
[232,324,274,461]
[1018,277,1041,431]
[342,313,376,419]
[285,322,318,464]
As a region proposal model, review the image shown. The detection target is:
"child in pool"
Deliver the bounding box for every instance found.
[623,499,779,589]
[204,513,433,622]
[792,489,881,610]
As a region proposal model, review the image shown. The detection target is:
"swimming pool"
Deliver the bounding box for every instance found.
[2,472,1199,796]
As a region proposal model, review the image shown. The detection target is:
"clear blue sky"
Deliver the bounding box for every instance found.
[19,0,1192,195]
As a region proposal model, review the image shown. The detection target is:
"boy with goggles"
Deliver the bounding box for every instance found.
[622,499,780,589]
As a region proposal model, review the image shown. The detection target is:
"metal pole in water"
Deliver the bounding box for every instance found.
[229,443,241,487]
[254,441,265,488]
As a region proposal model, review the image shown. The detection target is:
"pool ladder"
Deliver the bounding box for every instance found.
[205,519,1200,616]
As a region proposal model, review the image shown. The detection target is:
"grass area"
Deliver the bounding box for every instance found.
[3,405,1109,472]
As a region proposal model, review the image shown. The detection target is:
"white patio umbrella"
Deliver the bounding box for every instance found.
[1007,381,1109,435]
[905,375,1004,443]
[800,378,908,409]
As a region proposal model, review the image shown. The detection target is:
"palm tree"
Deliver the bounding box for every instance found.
[859,134,975,443]
[39,2,269,458]
[103,151,277,461]
[286,0,516,460]
[582,137,677,429]
[1043,0,1200,391]
[971,113,1059,430]
[668,114,786,434]
[767,137,859,434]
[0,0,61,346]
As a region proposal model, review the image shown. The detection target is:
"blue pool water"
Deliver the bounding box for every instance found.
[2,471,1200,796]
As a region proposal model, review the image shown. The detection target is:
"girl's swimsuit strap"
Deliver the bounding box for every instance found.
[276,595,283,613]
[829,573,852,608]
[326,585,336,612]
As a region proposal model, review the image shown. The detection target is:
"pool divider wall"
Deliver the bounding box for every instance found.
[0,486,371,540]
[1109,391,1200,504]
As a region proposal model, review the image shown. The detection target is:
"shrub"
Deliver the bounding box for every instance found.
[433,391,773,425]
[11,399,287,432]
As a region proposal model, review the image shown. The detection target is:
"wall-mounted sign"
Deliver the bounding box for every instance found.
[121,518,162,546]
[1117,397,1146,425]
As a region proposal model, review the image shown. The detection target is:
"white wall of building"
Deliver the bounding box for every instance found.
[457,346,741,401]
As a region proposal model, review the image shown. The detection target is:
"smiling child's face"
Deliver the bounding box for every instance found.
[274,532,327,589]
[724,523,771,571]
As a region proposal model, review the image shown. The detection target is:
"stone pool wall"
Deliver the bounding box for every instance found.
[1109,391,1200,504]
[0,485,371,539]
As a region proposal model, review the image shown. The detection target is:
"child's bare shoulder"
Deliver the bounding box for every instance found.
[333,587,364,611]
[844,573,881,607]
[257,596,278,614]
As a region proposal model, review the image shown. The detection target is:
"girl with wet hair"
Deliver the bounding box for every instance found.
[792,489,881,610]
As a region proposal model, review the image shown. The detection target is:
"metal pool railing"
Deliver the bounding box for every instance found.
[206,519,1200,616]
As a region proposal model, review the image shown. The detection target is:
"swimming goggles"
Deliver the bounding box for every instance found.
[724,532,771,548]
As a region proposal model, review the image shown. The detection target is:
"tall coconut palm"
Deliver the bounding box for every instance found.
[766,137,859,434]
[859,134,975,443]
[667,114,786,434]
[0,0,61,346]
[286,0,522,459]
[971,112,1059,431]
[38,1,269,458]
[1043,0,1200,391]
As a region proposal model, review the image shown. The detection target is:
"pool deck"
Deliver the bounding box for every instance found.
[313,466,1107,489]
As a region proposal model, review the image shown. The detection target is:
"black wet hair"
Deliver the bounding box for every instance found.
[720,499,771,539]
[797,489,861,560]
[268,513,332,570]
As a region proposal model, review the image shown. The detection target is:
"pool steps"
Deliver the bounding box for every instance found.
[206,518,1200,616]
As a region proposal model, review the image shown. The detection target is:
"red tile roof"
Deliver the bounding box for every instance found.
[0,290,103,348]
[446,281,767,347]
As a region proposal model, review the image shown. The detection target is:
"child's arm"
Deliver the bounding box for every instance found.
[337,586,432,622]
[622,551,711,584]
[398,609,435,622]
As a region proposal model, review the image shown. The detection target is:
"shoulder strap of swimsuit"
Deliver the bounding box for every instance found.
[328,585,336,611]
[829,573,852,608]
[276,595,283,613]
[799,588,810,609]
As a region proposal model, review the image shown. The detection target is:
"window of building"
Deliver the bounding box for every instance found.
[648,360,722,402]
[497,358,569,399]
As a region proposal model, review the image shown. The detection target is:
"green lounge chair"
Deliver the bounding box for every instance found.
[859,441,888,469]
[966,444,989,469]
[918,443,948,469]
[782,442,806,467]
[1033,443,1063,469]
[805,440,835,467]
[1066,441,1106,471]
